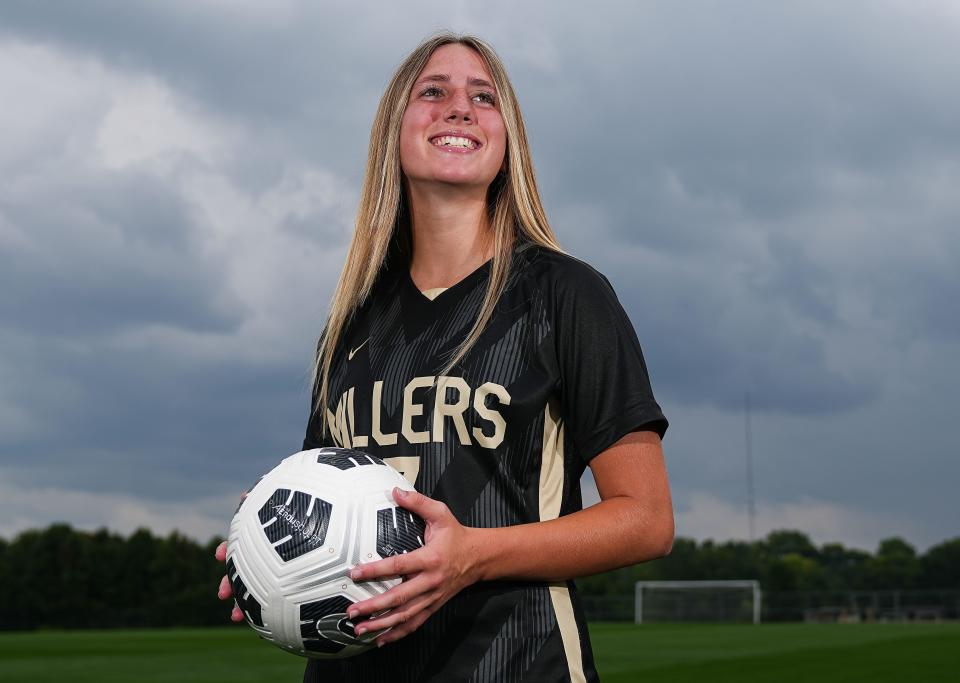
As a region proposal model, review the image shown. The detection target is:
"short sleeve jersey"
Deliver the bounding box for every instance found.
[302,242,667,683]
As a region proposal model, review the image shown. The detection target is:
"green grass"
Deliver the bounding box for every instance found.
[0,628,303,683]
[0,622,957,682]
[591,622,960,682]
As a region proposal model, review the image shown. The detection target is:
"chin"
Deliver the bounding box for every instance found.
[439,175,488,187]
[434,167,498,187]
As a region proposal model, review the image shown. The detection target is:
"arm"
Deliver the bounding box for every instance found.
[347,429,674,644]
[473,430,673,581]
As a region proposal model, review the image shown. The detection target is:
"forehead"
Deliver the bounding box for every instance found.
[417,43,492,82]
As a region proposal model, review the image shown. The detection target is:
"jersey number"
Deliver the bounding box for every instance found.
[383,456,420,486]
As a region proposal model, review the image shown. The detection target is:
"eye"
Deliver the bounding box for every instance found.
[473,91,496,105]
[419,86,444,98]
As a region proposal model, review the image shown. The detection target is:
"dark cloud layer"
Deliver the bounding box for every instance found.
[1,168,243,336]
[0,337,310,500]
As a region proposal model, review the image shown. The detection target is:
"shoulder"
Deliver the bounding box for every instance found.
[515,245,640,343]
[515,244,623,317]
[515,243,616,295]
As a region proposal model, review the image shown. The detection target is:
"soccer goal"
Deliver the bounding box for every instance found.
[635,580,762,624]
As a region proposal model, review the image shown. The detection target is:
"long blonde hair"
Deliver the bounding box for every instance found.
[312,32,562,433]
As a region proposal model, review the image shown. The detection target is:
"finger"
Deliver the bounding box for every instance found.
[376,606,435,646]
[218,574,233,600]
[350,548,432,583]
[348,573,431,619]
[231,603,245,623]
[215,541,228,562]
[354,592,436,636]
[393,487,448,522]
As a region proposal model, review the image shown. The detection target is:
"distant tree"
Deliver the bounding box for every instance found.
[2,525,87,628]
[120,528,161,625]
[864,537,921,590]
[84,528,127,626]
[649,537,702,580]
[0,524,231,630]
[920,538,960,589]
[764,530,818,560]
[151,531,223,626]
[698,540,762,580]
[0,538,9,629]
[819,542,871,591]
[764,553,828,592]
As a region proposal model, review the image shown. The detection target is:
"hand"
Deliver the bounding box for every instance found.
[215,491,247,623]
[346,487,481,647]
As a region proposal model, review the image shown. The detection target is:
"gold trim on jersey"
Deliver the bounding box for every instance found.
[540,397,587,683]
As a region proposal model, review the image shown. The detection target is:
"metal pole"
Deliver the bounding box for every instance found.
[745,392,756,542]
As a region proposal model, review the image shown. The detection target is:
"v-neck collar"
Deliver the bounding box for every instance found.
[404,258,492,304]
[395,257,493,342]
[380,241,537,345]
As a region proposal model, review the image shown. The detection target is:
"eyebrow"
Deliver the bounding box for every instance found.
[415,73,496,90]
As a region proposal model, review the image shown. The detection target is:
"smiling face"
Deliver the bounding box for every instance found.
[399,43,507,193]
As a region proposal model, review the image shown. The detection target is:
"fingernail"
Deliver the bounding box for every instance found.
[350,569,359,580]
[356,626,366,635]
[348,609,357,619]
[395,487,407,498]
[378,640,385,648]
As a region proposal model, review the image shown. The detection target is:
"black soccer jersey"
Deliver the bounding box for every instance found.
[302,242,667,683]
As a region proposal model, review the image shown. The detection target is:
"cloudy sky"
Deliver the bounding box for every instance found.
[1,1,957,553]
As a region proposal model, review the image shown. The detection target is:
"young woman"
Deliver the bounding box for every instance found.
[218,33,673,683]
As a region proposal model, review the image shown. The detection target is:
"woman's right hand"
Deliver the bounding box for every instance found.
[216,490,247,623]
[215,540,246,622]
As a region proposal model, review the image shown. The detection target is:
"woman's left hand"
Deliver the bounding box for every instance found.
[346,487,482,646]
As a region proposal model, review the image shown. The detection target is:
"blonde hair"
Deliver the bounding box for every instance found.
[312,32,562,433]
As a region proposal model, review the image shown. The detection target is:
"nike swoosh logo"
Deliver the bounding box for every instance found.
[348,338,369,361]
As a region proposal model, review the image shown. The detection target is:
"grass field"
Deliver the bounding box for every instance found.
[0,622,957,682]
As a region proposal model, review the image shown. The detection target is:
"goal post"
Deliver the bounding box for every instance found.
[635,580,762,624]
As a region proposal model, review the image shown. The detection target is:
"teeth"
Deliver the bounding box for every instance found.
[432,136,478,149]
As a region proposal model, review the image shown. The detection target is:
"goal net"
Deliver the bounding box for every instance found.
[635,580,762,624]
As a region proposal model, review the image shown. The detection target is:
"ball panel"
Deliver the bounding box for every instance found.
[237,471,350,583]
[226,556,264,628]
[299,595,376,655]
[313,446,386,470]
[258,488,334,562]
[376,507,426,558]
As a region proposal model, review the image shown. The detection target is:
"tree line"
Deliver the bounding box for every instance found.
[577,530,960,598]
[0,524,957,630]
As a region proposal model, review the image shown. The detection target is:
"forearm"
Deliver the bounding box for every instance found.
[468,495,674,583]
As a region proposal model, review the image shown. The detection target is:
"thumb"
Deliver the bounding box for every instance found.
[393,487,447,522]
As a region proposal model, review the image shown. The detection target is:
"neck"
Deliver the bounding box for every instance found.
[406,181,493,291]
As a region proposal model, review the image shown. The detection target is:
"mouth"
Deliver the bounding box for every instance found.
[428,133,482,151]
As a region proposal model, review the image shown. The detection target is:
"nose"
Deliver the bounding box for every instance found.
[444,88,474,123]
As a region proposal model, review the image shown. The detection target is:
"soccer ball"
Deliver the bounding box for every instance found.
[226,447,426,659]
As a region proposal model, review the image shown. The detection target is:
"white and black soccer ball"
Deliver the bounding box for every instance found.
[226,447,426,659]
